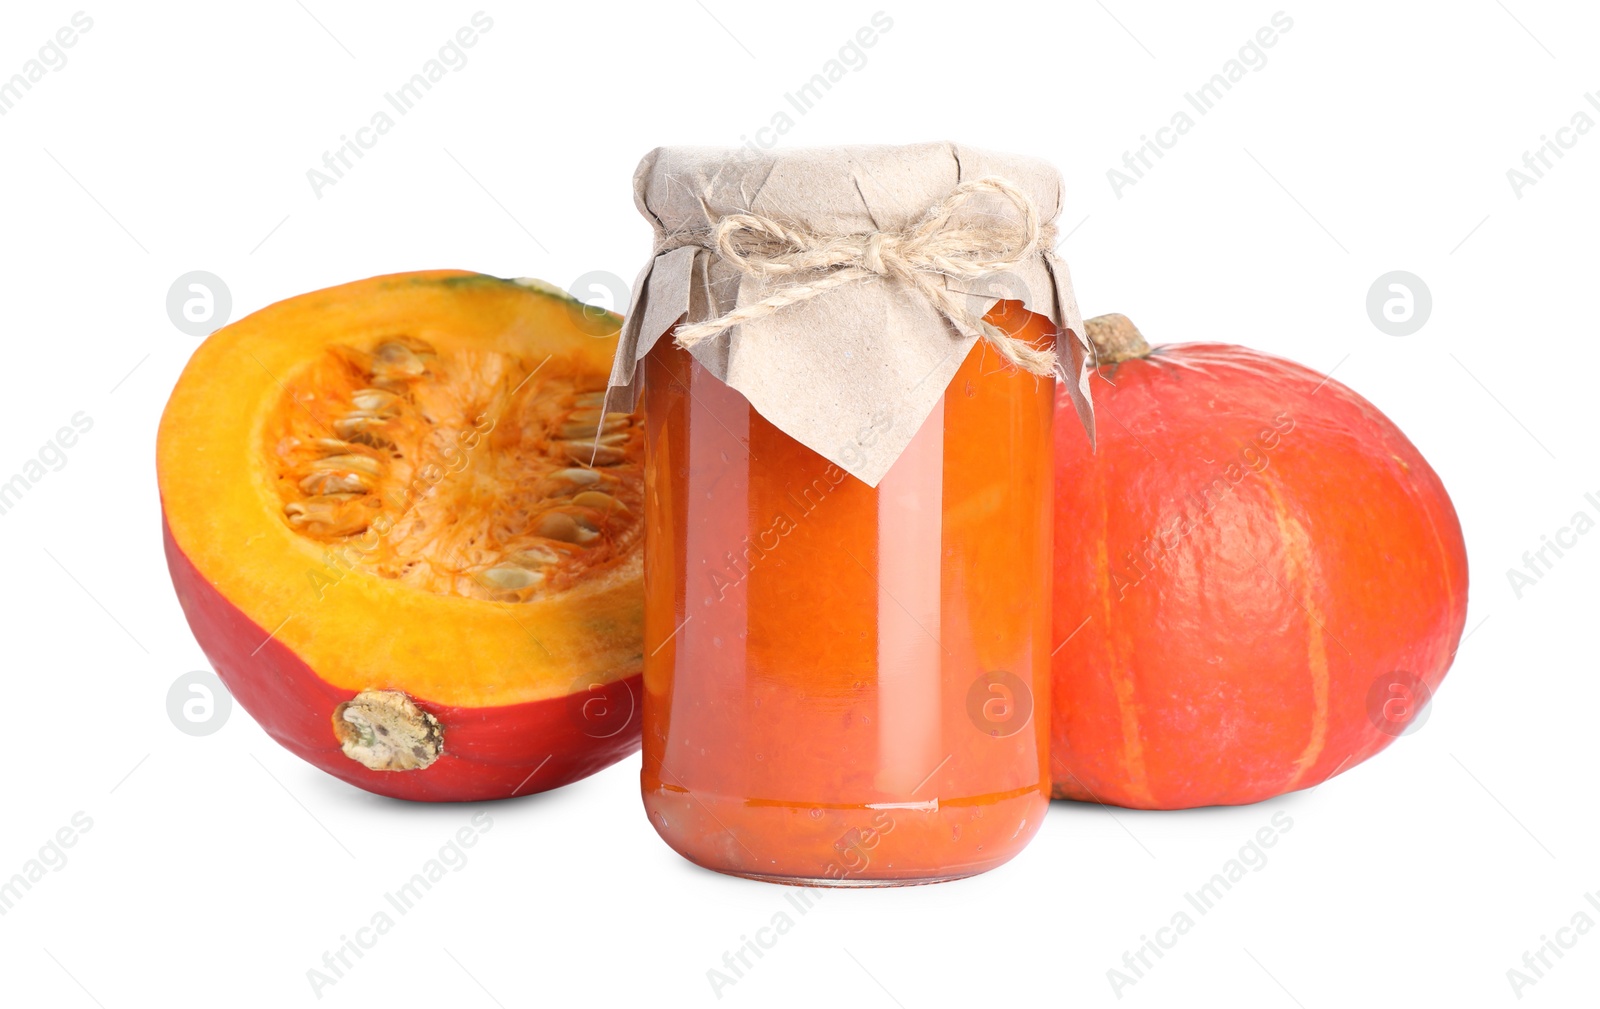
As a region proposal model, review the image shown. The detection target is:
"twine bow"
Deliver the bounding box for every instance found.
[667,176,1059,376]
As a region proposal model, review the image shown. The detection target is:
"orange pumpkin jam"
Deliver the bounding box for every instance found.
[640,301,1057,884]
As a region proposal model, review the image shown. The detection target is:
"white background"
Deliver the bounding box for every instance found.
[1,1,1595,1006]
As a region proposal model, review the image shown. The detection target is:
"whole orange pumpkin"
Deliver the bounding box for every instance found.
[1050,314,1468,809]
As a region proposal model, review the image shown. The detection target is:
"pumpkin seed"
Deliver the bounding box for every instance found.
[334,412,388,439]
[298,470,371,495]
[557,416,630,440]
[506,545,569,566]
[371,341,428,380]
[535,510,600,544]
[479,565,545,590]
[351,388,402,413]
[308,453,383,475]
[572,490,627,514]
[311,438,362,456]
[559,441,626,466]
[536,466,611,497]
[549,467,605,487]
[285,494,369,535]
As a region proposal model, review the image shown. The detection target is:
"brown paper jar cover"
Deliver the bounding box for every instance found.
[607,141,1095,486]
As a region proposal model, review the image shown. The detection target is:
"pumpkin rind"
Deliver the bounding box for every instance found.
[1050,335,1468,809]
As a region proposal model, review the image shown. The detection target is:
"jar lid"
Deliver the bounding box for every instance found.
[608,141,1095,486]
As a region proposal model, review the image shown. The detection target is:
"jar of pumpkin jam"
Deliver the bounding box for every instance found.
[611,143,1093,885]
[639,300,1058,885]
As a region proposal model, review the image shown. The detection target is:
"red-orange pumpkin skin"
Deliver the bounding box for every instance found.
[1050,329,1468,809]
[165,519,643,802]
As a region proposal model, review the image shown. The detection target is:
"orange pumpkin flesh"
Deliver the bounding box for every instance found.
[1050,314,1468,809]
[158,271,644,801]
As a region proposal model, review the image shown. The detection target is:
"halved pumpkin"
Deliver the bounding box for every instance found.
[158,271,644,801]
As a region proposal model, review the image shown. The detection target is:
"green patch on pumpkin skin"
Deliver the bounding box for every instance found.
[408,273,622,338]
[426,272,593,309]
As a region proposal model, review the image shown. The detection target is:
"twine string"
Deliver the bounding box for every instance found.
[663,176,1059,376]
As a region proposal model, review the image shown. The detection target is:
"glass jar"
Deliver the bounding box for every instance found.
[639,299,1056,885]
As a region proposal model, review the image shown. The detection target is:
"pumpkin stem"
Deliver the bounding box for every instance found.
[333,690,444,771]
[1085,314,1151,364]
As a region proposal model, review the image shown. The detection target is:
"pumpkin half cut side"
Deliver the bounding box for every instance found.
[157,271,644,801]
